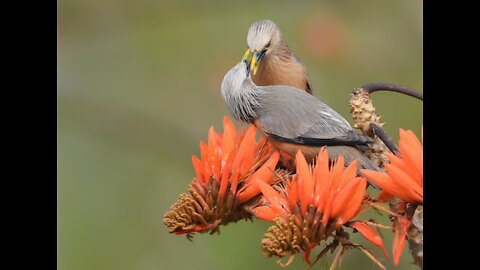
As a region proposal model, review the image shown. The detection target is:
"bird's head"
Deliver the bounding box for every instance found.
[221,60,250,97]
[221,61,258,122]
[242,20,283,76]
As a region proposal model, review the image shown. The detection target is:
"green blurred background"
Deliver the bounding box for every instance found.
[58,0,422,269]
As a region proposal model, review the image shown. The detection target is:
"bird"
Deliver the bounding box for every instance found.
[241,19,313,94]
[221,61,381,173]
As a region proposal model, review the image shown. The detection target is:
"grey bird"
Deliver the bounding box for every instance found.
[242,19,313,93]
[221,61,381,174]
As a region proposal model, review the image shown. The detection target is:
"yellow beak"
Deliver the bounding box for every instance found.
[242,48,253,62]
[241,48,264,76]
[241,48,260,76]
[250,54,259,76]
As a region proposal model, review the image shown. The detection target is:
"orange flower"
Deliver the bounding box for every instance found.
[361,128,423,266]
[164,117,280,237]
[192,117,280,204]
[255,149,388,268]
[361,129,423,204]
[255,149,365,227]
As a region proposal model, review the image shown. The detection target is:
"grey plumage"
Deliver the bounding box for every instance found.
[221,60,260,122]
[255,86,356,140]
[221,61,381,174]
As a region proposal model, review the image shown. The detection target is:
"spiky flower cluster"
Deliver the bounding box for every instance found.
[163,117,282,237]
[254,149,388,268]
[163,116,423,269]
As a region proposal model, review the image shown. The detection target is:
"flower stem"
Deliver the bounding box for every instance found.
[370,123,400,156]
[362,82,423,101]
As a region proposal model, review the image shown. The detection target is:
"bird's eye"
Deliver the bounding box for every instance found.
[265,40,271,49]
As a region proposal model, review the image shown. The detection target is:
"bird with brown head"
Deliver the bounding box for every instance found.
[242,20,313,93]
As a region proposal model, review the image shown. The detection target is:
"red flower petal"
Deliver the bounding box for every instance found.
[218,151,234,199]
[221,116,236,164]
[207,127,221,182]
[314,149,330,212]
[351,221,390,259]
[392,216,411,266]
[251,206,278,221]
[295,151,314,215]
[239,125,257,176]
[385,163,423,203]
[256,179,289,217]
[288,175,299,212]
[337,160,358,191]
[329,155,345,193]
[236,151,280,203]
[360,169,415,202]
[330,177,360,219]
[230,125,256,194]
[376,190,394,202]
[385,152,422,188]
[335,177,366,226]
[399,129,422,180]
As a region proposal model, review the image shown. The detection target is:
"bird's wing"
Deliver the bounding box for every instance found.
[256,86,373,146]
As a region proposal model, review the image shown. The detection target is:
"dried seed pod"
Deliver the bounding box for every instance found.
[350,88,390,167]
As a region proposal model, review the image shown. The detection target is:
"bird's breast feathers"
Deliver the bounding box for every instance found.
[253,54,309,92]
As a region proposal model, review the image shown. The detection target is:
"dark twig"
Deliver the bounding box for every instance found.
[362,83,423,101]
[370,123,400,156]
[308,240,339,269]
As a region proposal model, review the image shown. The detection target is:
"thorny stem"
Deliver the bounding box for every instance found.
[356,244,387,270]
[363,220,392,230]
[329,245,344,270]
[367,201,400,217]
[345,220,392,230]
[362,83,423,101]
[309,240,339,269]
[370,123,400,156]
